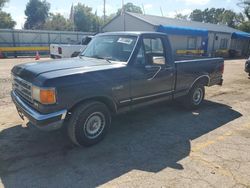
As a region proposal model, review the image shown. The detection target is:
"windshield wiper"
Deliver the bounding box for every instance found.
[89,55,112,63]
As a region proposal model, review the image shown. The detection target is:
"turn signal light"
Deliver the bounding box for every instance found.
[40,89,56,104]
[32,86,56,104]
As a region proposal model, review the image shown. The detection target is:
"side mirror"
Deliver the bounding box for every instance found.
[82,36,92,45]
[152,56,165,65]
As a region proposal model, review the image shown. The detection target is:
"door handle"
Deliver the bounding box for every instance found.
[164,66,173,70]
[145,65,161,70]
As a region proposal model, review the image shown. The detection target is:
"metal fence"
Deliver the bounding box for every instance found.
[0,29,94,57]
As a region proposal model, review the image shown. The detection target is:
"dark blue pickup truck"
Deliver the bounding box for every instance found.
[11,32,224,146]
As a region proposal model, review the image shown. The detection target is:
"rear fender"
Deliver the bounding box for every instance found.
[189,75,210,90]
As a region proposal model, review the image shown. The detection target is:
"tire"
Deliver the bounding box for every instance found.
[67,101,111,147]
[183,83,205,109]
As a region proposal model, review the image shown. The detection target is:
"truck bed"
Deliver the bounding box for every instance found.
[174,58,224,95]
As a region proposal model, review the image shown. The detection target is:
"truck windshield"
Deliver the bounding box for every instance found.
[81,35,137,62]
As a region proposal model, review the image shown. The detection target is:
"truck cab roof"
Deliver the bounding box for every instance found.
[96,31,167,37]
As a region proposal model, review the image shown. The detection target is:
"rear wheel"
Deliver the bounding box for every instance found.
[67,101,111,147]
[183,83,205,109]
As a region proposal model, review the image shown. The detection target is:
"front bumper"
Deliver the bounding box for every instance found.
[11,91,67,131]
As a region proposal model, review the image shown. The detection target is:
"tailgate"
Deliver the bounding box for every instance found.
[50,44,59,56]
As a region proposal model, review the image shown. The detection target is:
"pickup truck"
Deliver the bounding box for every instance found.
[50,36,93,59]
[11,32,224,147]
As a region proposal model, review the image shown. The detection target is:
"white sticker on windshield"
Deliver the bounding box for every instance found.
[117,38,133,45]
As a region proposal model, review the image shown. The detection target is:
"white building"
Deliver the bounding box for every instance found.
[102,12,250,58]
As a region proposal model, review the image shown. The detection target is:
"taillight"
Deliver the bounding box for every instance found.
[58,47,62,54]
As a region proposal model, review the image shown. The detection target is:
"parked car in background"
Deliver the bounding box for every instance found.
[245,57,250,77]
[50,36,93,59]
[11,32,224,147]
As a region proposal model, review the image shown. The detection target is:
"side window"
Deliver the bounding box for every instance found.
[142,37,165,65]
[134,45,146,66]
[187,37,197,49]
[143,38,164,54]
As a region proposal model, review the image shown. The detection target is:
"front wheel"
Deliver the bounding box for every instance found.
[183,83,205,109]
[67,101,111,147]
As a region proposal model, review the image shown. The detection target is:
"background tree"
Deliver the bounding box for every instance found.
[238,0,250,20]
[189,9,204,22]
[43,13,73,31]
[189,8,244,29]
[175,13,188,20]
[202,8,225,24]
[24,0,50,29]
[0,0,16,28]
[238,21,250,32]
[236,0,250,32]
[117,2,142,15]
[219,10,244,28]
[0,11,16,28]
[0,0,8,8]
[99,13,116,25]
[73,3,100,32]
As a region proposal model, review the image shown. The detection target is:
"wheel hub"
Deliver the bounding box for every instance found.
[84,112,105,139]
[193,88,203,105]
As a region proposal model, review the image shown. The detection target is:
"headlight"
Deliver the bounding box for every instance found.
[32,86,56,104]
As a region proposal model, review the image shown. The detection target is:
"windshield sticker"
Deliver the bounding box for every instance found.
[117,38,133,45]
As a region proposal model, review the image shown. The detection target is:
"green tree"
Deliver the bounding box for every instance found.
[0,0,8,9]
[189,8,244,28]
[0,11,16,28]
[43,13,73,31]
[0,0,16,28]
[24,0,50,29]
[100,13,116,25]
[117,2,143,15]
[237,0,250,32]
[175,13,188,20]
[73,3,99,32]
[219,10,244,28]
[238,0,250,20]
[189,9,204,22]
[202,8,225,24]
[238,21,250,32]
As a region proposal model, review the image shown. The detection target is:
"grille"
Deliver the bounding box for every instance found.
[12,75,33,103]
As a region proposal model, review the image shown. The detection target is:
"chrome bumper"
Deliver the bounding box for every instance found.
[11,91,67,131]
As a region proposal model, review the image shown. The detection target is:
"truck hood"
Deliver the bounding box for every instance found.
[12,57,125,81]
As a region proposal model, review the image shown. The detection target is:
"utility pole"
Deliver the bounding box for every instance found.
[160,7,164,17]
[122,0,124,13]
[142,4,145,14]
[122,0,126,31]
[103,0,106,23]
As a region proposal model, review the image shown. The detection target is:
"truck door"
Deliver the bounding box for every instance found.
[130,35,175,104]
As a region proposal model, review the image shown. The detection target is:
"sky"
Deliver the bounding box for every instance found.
[2,0,242,29]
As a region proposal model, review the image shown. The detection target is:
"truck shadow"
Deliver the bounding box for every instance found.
[0,100,242,187]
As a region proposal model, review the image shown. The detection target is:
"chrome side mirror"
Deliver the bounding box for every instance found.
[152,56,165,65]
